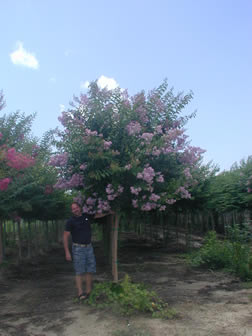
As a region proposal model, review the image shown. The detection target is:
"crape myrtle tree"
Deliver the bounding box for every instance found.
[51,80,205,281]
[0,92,35,194]
[0,91,35,262]
[0,90,67,219]
[0,91,68,263]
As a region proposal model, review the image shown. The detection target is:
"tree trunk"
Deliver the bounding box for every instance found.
[2,221,6,260]
[45,221,49,251]
[27,221,32,259]
[111,213,120,282]
[0,221,3,264]
[17,221,22,261]
[175,213,179,249]
[103,216,112,264]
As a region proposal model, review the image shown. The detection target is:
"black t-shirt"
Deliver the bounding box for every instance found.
[65,214,94,244]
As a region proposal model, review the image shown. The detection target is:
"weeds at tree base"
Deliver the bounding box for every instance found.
[79,274,177,319]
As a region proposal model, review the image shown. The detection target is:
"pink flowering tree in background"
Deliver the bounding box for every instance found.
[0,91,67,222]
[52,80,205,215]
[0,92,35,194]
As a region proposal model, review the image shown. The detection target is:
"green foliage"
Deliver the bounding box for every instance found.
[205,156,252,213]
[85,274,176,318]
[189,231,230,269]
[189,226,252,280]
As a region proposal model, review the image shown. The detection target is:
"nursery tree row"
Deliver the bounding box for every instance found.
[0,91,70,263]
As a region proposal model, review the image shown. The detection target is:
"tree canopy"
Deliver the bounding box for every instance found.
[51,80,206,215]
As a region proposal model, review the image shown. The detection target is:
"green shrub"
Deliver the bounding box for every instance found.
[85,274,177,318]
[189,231,231,269]
[189,225,252,281]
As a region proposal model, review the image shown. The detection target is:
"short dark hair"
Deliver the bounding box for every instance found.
[71,202,81,208]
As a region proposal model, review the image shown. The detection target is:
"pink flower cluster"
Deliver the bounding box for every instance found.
[152,147,161,157]
[0,132,2,140]
[82,128,103,145]
[184,168,192,179]
[103,140,112,150]
[6,148,35,170]
[176,186,191,199]
[83,197,111,215]
[49,153,68,167]
[85,128,98,136]
[132,189,167,212]
[136,105,148,124]
[159,128,187,154]
[130,186,142,195]
[137,166,155,184]
[155,125,163,134]
[131,92,148,123]
[140,133,154,143]
[106,184,124,201]
[58,112,70,127]
[126,121,142,135]
[54,174,84,190]
[80,163,87,170]
[181,146,206,165]
[149,193,160,202]
[97,199,111,214]
[141,202,158,211]
[0,178,12,191]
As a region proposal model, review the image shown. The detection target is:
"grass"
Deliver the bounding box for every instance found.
[241,281,252,289]
[112,326,152,336]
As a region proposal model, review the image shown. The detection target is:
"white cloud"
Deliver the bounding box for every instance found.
[10,41,39,69]
[80,81,90,90]
[80,76,119,91]
[49,77,56,83]
[59,104,65,112]
[97,75,119,90]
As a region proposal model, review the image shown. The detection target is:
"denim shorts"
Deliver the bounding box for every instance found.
[72,244,96,275]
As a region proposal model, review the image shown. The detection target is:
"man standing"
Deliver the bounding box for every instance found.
[63,202,107,301]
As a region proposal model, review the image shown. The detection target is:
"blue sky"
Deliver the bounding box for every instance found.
[1,0,251,171]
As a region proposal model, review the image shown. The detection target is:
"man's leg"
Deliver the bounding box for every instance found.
[75,275,84,296]
[85,273,92,294]
[82,245,96,296]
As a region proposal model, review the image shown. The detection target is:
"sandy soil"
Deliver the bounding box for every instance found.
[1,239,252,336]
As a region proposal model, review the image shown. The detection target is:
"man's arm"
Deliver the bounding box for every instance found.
[94,210,115,219]
[63,231,72,261]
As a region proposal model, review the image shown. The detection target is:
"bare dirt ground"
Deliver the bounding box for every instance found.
[1,238,252,336]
